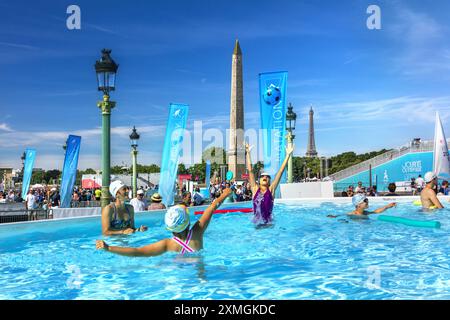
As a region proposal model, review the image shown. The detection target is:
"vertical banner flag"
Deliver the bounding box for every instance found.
[433,111,450,179]
[21,148,36,199]
[259,71,288,198]
[60,135,82,208]
[204,160,211,199]
[159,103,189,207]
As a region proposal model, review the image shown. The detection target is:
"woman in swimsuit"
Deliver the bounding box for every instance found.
[101,180,148,235]
[245,142,294,226]
[96,188,231,256]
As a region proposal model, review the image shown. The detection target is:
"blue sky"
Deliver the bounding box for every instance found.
[1,0,450,170]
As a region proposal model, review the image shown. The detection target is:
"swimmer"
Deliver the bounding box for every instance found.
[101,180,148,236]
[340,194,396,219]
[420,172,444,210]
[96,188,232,257]
[245,142,294,226]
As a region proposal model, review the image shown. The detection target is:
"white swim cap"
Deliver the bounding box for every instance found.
[352,194,367,207]
[165,205,190,233]
[109,180,126,198]
[424,172,437,183]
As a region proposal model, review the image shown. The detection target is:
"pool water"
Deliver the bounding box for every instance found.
[0,200,449,300]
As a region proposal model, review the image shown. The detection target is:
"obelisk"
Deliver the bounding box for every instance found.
[227,40,245,180]
[305,106,318,157]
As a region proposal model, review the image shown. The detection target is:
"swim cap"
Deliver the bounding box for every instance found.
[165,205,190,233]
[425,172,437,183]
[109,180,125,198]
[352,194,367,207]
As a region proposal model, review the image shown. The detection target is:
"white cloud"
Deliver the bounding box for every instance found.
[0,123,13,132]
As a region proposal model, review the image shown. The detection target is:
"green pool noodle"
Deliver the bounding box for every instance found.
[378,215,441,228]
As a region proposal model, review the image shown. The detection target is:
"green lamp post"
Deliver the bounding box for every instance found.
[286,103,297,183]
[95,49,118,208]
[129,126,140,198]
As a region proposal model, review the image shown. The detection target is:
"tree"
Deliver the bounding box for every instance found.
[178,163,189,175]
[44,170,61,183]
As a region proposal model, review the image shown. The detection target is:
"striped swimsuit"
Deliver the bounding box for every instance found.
[172,228,195,254]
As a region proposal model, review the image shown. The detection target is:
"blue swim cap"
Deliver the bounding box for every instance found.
[352,194,367,207]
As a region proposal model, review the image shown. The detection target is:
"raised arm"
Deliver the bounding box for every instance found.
[270,144,294,194]
[197,188,231,233]
[96,239,169,257]
[373,202,397,214]
[245,143,258,194]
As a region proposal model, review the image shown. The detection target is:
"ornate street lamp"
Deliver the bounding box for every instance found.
[95,49,119,208]
[286,103,297,183]
[129,126,140,198]
[20,151,26,183]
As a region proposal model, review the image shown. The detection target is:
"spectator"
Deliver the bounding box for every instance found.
[341,189,348,197]
[72,192,80,207]
[347,186,354,197]
[355,181,364,193]
[384,183,399,196]
[25,189,38,220]
[410,177,417,196]
[366,187,374,197]
[130,189,147,212]
[148,193,166,210]
[181,191,192,207]
[50,188,61,208]
[416,175,425,193]
[192,187,205,206]
[438,180,449,195]
[94,188,102,201]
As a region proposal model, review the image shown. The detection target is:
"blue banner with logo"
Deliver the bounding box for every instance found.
[21,149,36,199]
[159,104,189,207]
[60,135,82,208]
[259,71,288,197]
[335,152,433,192]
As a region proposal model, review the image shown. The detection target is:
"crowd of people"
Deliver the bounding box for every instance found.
[340,176,450,198]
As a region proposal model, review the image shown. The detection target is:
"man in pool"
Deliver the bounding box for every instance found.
[420,171,444,210]
[327,194,396,219]
[95,188,232,257]
[245,142,294,226]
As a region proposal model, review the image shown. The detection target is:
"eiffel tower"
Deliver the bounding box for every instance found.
[305,106,318,158]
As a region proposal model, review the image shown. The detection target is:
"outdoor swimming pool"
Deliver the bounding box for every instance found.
[0,198,449,300]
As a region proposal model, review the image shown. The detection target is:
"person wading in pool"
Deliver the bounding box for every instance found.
[420,172,444,210]
[96,188,232,256]
[244,142,294,226]
[327,194,396,220]
[101,180,148,235]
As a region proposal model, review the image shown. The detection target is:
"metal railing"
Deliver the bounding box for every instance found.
[329,140,438,182]
[0,209,52,224]
[69,200,101,208]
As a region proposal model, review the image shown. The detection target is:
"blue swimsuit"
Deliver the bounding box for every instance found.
[110,203,133,230]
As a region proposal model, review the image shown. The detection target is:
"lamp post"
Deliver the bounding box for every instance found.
[95,49,119,208]
[60,142,67,187]
[129,126,140,198]
[20,151,26,184]
[286,103,297,183]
